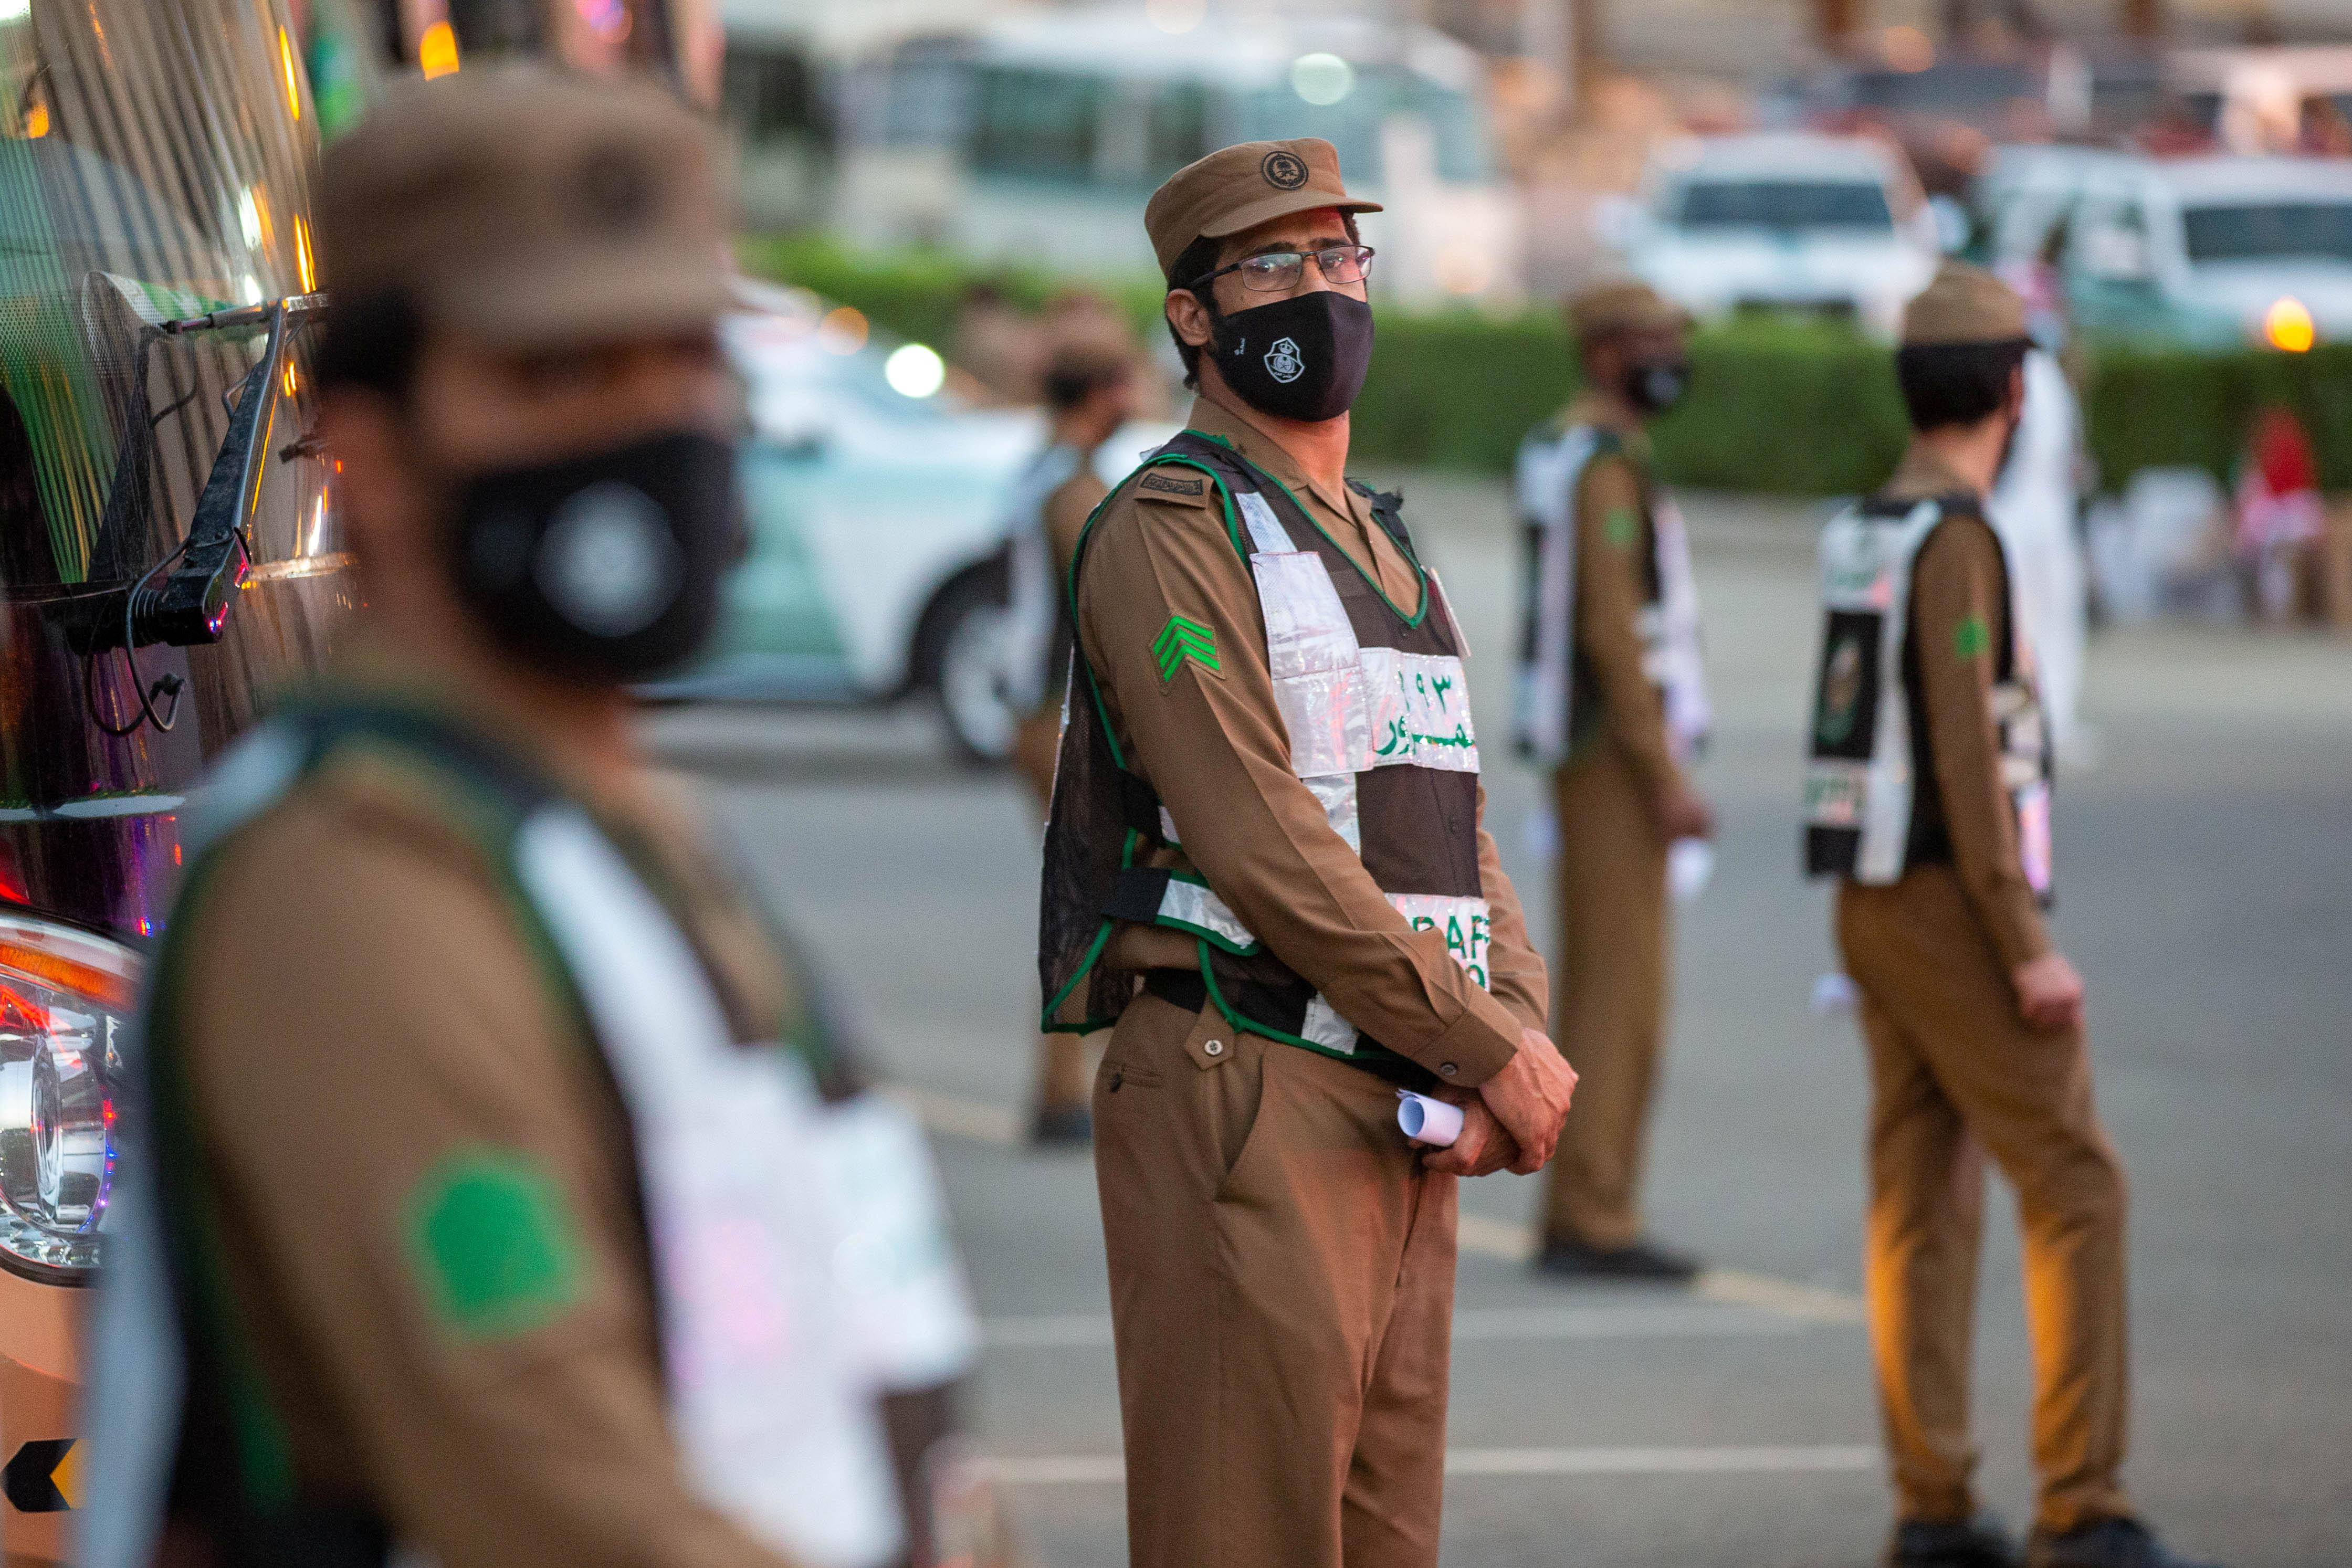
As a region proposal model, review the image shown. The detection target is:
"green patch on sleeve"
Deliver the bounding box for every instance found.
[1603,505,1641,550]
[1951,613,1991,662]
[1152,614,1221,682]
[405,1150,585,1341]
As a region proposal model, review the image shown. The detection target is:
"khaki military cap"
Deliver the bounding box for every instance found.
[1145,139,1382,282]
[317,65,734,349]
[1567,278,1691,341]
[1901,261,2029,348]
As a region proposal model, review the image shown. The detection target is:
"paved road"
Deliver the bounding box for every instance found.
[646,476,2352,1567]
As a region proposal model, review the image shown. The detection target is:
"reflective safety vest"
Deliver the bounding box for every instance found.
[82,705,978,1568]
[1510,420,1710,769]
[1801,496,2055,902]
[1038,431,1488,1066]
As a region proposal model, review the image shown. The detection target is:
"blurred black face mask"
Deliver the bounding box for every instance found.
[1204,290,1374,423]
[441,429,743,686]
[1623,357,1691,415]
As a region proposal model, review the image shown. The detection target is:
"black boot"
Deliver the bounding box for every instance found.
[1531,1235,1700,1282]
[1884,1512,2022,1568]
[2026,1518,2220,1568]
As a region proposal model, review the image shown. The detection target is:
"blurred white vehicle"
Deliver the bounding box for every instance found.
[2168,45,2352,155]
[829,4,1524,305]
[1614,133,1940,337]
[2055,155,2352,349]
[648,281,1174,760]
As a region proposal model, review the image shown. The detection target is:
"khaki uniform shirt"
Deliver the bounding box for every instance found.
[1079,393,1544,1087]
[1879,445,2054,971]
[1563,394,1681,801]
[169,646,806,1568]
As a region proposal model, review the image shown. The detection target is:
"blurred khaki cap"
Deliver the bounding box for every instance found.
[1901,261,2029,348]
[1566,278,1691,341]
[317,65,734,349]
[1145,139,1382,282]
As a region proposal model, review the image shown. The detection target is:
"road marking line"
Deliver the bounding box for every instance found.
[899,1087,1866,1328]
[981,1304,1807,1349]
[975,1445,1880,1487]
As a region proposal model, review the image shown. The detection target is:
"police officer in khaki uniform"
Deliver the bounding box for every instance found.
[1514,280,1715,1279]
[1805,264,2218,1568]
[80,69,995,1568]
[1008,344,1137,1142]
[1035,139,1579,1568]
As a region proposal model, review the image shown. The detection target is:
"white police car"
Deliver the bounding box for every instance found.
[648,280,1171,760]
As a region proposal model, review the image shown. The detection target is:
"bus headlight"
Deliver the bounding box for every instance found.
[0,914,140,1282]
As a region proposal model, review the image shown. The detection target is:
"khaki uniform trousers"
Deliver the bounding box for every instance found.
[1093,993,1458,1568]
[1539,746,1671,1249]
[1838,866,2132,1535]
[1015,708,1096,1112]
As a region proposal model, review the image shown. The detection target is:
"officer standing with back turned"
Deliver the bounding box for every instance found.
[1803,262,2217,1568]
[1514,279,1713,1280]
[1038,138,1578,1568]
[79,67,993,1568]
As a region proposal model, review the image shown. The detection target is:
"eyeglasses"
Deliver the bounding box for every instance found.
[1187,244,1377,295]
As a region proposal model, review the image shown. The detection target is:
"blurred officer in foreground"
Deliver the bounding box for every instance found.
[79,67,995,1568]
[1037,138,1578,1568]
[1513,279,1713,1281]
[1006,344,1139,1144]
[1803,263,2217,1568]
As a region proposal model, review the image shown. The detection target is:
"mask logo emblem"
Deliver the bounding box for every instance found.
[1261,149,1309,190]
[535,482,682,637]
[1264,336,1304,384]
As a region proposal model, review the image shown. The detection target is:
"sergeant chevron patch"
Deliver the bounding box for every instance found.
[1153,615,1220,682]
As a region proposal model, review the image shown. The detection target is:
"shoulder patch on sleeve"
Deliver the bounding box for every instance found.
[405,1149,585,1341]
[1138,470,1207,499]
[1952,613,1991,662]
[1152,614,1221,682]
[1603,504,1641,550]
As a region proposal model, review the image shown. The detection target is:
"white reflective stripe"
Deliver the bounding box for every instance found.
[1237,490,1296,553]
[517,811,908,1568]
[1429,568,1471,659]
[1361,648,1479,773]
[1303,772,1361,852]
[1254,549,1371,780]
[1651,493,1712,762]
[1391,892,1493,990]
[1158,806,1182,847]
[1155,877,1258,951]
[1513,426,1595,765]
[1300,994,1359,1053]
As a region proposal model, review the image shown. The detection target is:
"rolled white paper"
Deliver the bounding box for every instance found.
[1396,1090,1464,1148]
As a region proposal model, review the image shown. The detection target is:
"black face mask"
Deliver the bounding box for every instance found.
[1624,357,1691,415]
[443,428,743,685]
[1204,290,1374,423]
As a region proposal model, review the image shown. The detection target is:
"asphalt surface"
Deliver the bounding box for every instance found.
[645,475,2352,1568]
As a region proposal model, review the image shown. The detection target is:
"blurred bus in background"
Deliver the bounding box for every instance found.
[816,3,1526,306]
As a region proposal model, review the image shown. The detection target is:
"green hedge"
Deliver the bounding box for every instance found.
[743,235,2352,497]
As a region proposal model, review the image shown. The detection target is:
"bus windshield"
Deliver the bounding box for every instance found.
[1675,179,1895,233]
[2182,201,2352,265]
[1,0,321,597]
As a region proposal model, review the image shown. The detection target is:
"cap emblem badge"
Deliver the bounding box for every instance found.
[1264,337,1304,384]
[1260,149,1309,191]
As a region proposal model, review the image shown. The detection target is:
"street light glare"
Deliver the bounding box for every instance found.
[1291,52,1354,108]
[2265,296,2317,353]
[885,343,946,398]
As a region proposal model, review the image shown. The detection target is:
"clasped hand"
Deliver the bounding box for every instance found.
[1421,1028,1577,1178]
